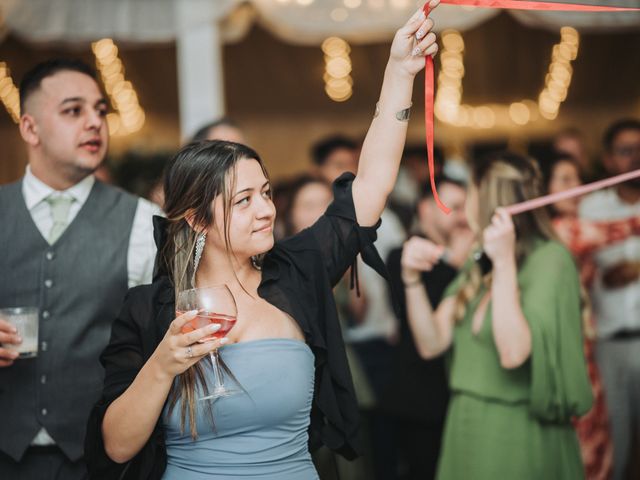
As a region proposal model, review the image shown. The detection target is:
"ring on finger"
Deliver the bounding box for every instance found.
[186,346,193,358]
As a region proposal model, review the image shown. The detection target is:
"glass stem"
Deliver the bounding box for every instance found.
[210,351,224,390]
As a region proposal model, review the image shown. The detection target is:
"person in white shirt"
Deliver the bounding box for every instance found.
[579,118,640,480]
[0,59,159,479]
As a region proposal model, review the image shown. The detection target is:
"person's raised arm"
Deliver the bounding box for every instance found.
[352,0,439,226]
[401,236,456,358]
[484,209,532,369]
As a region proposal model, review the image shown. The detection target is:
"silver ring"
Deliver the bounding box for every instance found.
[186,346,193,358]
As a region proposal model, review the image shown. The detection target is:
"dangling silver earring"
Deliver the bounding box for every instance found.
[251,255,262,271]
[192,232,207,287]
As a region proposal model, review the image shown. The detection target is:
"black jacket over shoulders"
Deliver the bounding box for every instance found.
[84,173,388,479]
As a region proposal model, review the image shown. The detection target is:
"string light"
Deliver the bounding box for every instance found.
[473,105,496,129]
[522,99,539,122]
[538,26,579,120]
[0,62,20,123]
[322,37,353,102]
[435,30,466,125]
[330,8,349,22]
[509,101,531,126]
[91,38,145,136]
[436,27,579,128]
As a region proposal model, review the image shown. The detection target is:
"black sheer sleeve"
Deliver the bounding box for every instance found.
[308,172,389,290]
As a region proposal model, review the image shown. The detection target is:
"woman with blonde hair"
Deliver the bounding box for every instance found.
[402,152,593,479]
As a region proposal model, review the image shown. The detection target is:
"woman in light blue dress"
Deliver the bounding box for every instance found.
[85,3,441,479]
[162,339,317,479]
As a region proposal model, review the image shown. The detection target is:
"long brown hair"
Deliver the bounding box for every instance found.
[160,140,268,438]
[453,152,560,322]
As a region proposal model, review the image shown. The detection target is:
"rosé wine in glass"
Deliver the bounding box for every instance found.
[176,285,240,401]
[179,312,237,341]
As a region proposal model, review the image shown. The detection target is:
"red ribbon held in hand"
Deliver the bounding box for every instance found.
[422,0,640,213]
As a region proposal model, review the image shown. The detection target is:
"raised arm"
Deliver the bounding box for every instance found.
[352,0,439,226]
[484,209,531,369]
[401,236,456,358]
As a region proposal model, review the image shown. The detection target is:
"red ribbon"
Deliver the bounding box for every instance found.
[423,0,640,213]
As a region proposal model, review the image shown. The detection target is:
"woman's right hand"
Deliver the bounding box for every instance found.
[401,236,445,284]
[388,0,440,79]
[150,310,228,380]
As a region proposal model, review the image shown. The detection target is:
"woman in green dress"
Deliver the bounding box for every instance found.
[400,152,593,479]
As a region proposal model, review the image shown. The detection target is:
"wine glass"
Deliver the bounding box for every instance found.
[176,285,241,401]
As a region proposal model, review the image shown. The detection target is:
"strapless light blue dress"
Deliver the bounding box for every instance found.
[162,338,319,479]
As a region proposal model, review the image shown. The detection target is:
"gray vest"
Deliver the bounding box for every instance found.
[0,179,138,462]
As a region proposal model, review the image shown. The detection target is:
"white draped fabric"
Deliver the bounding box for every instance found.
[249,1,501,45]
[2,0,636,138]
[1,0,639,46]
[510,8,640,33]
[0,0,236,43]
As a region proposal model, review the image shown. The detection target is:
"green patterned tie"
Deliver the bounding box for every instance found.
[46,195,74,244]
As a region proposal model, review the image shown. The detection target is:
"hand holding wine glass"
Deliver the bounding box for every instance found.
[175,285,240,401]
[150,309,227,380]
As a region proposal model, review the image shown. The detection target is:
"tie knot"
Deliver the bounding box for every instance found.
[46,194,74,224]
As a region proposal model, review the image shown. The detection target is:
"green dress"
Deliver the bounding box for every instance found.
[436,240,593,480]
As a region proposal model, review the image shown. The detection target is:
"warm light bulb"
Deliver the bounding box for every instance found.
[509,102,530,126]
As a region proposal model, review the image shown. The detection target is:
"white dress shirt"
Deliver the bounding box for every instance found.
[579,188,640,338]
[22,166,162,445]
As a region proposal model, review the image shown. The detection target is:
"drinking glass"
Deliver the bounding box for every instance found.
[0,307,39,358]
[176,285,240,401]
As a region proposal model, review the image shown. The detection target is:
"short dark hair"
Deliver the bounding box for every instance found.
[282,175,330,237]
[417,174,465,201]
[603,119,640,152]
[190,117,241,143]
[19,58,96,113]
[554,127,583,142]
[402,144,444,166]
[540,151,582,193]
[311,135,358,166]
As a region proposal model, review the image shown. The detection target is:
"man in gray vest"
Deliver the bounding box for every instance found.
[0,59,160,479]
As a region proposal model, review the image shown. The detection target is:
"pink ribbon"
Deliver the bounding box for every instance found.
[505,168,640,215]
